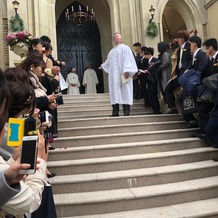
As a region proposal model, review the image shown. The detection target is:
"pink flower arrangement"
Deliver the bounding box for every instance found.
[5,31,34,47]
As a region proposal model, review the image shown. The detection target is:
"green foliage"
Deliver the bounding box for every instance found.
[9,15,24,32]
[146,21,158,38]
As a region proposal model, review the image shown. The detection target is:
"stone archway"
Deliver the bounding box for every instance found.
[157,0,207,41]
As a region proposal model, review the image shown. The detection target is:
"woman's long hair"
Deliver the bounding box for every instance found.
[8,82,36,118]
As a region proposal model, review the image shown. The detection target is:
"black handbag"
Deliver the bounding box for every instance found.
[197,85,215,103]
[182,92,198,114]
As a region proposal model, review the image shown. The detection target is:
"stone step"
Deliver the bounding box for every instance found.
[58,121,184,137]
[62,198,218,218]
[58,107,150,117]
[47,147,217,175]
[58,112,152,120]
[48,138,206,161]
[62,93,109,99]
[49,160,218,194]
[53,128,197,148]
[58,104,145,112]
[54,176,218,217]
[58,114,181,128]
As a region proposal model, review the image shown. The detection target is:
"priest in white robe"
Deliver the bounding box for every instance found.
[82,64,99,94]
[100,33,138,116]
[66,68,80,95]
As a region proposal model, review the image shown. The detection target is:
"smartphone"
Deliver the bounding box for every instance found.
[39,111,53,124]
[19,135,38,174]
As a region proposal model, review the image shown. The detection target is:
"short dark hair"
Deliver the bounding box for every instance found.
[41,41,51,52]
[189,35,202,48]
[203,38,218,51]
[144,47,154,56]
[30,38,42,50]
[133,42,141,47]
[40,35,51,43]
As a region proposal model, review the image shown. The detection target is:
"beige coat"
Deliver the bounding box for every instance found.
[0,157,47,217]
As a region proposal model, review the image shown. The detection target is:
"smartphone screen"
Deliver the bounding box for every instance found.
[20,136,37,174]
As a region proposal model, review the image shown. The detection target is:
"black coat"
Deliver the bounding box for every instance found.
[138,57,149,82]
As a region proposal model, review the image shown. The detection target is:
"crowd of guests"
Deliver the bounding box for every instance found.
[132,30,218,149]
[0,35,61,217]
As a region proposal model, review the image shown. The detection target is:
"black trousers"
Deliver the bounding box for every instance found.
[140,78,150,106]
[148,80,160,113]
[198,102,214,133]
[165,78,180,109]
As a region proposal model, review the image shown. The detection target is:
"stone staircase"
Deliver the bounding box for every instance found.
[49,93,218,218]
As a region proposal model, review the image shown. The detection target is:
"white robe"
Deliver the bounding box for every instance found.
[102,44,138,105]
[66,72,80,95]
[82,69,99,94]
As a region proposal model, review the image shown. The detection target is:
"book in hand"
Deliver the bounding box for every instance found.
[121,75,131,83]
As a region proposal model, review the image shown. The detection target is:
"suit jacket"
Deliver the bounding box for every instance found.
[138,57,149,82]
[191,49,208,73]
[0,171,20,208]
[202,53,218,80]
[176,42,192,77]
[210,53,218,75]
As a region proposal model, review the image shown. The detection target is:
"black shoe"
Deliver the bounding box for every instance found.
[49,146,55,150]
[212,156,218,162]
[109,114,119,117]
[123,113,130,116]
[153,111,162,114]
[182,121,198,129]
[47,173,56,178]
[167,108,178,114]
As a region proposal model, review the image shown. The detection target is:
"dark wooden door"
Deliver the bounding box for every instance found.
[56,2,104,93]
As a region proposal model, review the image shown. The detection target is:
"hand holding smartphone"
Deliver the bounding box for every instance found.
[19,135,38,175]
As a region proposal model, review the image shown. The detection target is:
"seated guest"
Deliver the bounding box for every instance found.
[196,38,218,138]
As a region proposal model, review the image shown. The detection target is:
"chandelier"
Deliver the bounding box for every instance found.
[65,5,95,25]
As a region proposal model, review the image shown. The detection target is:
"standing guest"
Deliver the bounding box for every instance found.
[100,33,138,116]
[67,68,80,95]
[83,64,99,94]
[156,41,172,103]
[40,35,65,68]
[137,46,150,107]
[165,30,192,114]
[143,47,161,114]
[133,42,142,99]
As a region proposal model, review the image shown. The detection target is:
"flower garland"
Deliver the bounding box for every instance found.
[9,15,24,32]
[146,21,158,38]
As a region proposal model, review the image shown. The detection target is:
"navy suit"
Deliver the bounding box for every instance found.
[205,79,218,147]
[199,53,218,135]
